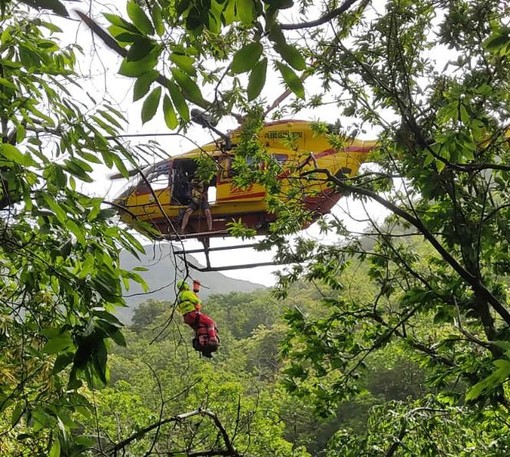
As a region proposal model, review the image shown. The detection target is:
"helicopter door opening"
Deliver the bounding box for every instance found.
[170,158,218,207]
[171,159,194,205]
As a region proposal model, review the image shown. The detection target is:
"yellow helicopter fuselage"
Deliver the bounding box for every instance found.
[114,120,376,237]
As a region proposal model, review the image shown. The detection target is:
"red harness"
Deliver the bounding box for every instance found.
[183,311,219,355]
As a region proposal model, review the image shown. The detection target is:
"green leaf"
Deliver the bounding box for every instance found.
[111,153,130,178]
[170,53,196,76]
[247,57,267,101]
[141,87,162,124]
[92,339,109,385]
[127,0,154,35]
[231,42,263,74]
[436,159,446,173]
[267,22,286,46]
[151,3,165,36]
[37,39,59,51]
[109,329,127,347]
[275,43,306,71]
[42,335,74,354]
[184,5,207,31]
[276,61,305,99]
[118,48,160,77]
[483,28,510,53]
[108,26,140,44]
[170,67,206,106]
[163,95,178,129]
[222,0,236,24]
[76,255,94,279]
[237,0,255,24]
[168,80,189,120]
[459,104,469,124]
[66,219,86,246]
[492,340,510,353]
[97,109,124,130]
[127,38,155,61]
[43,194,67,223]
[53,353,74,374]
[423,152,435,166]
[104,13,141,34]
[466,359,510,401]
[133,70,159,101]
[11,403,24,427]
[49,438,61,457]
[64,157,94,181]
[78,151,103,165]
[0,77,16,90]
[0,143,36,166]
[92,308,124,327]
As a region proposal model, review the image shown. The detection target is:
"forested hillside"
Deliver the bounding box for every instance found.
[76,277,409,456]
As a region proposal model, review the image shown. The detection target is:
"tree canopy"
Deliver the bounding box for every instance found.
[0,0,148,453]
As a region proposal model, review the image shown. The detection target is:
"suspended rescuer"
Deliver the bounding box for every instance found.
[176,279,219,358]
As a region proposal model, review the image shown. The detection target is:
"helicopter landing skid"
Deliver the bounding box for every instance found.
[162,229,230,242]
[172,242,277,272]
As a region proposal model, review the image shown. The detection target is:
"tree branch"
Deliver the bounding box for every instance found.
[280,0,363,30]
[106,408,240,456]
[304,168,510,326]
[74,10,211,111]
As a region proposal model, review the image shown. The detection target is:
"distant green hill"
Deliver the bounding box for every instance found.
[118,244,267,323]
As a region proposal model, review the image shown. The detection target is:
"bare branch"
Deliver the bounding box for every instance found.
[280,0,363,30]
[106,408,240,456]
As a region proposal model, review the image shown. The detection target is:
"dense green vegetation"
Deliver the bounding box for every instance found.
[75,261,510,456]
[74,283,414,455]
[2,0,510,455]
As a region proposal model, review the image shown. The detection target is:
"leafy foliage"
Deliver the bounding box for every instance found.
[83,0,312,126]
[92,2,510,448]
[0,1,146,453]
[79,302,312,456]
[210,0,510,415]
[327,397,510,456]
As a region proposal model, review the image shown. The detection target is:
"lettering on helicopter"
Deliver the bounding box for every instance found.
[264,130,304,139]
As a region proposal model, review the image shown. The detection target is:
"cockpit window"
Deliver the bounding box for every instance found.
[145,163,170,191]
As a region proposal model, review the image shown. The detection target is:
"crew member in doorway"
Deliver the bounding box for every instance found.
[176,279,219,358]
[180,177,213,233]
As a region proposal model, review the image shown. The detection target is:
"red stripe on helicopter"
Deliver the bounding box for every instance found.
[314,145,374,159]
[216,192,266,202]
[344,145,375,153]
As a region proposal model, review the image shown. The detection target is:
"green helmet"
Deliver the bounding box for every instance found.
[177,279,189,290]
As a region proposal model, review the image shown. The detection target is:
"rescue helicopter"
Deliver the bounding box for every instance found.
[111,111,377,271]
[73,12,377,271]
